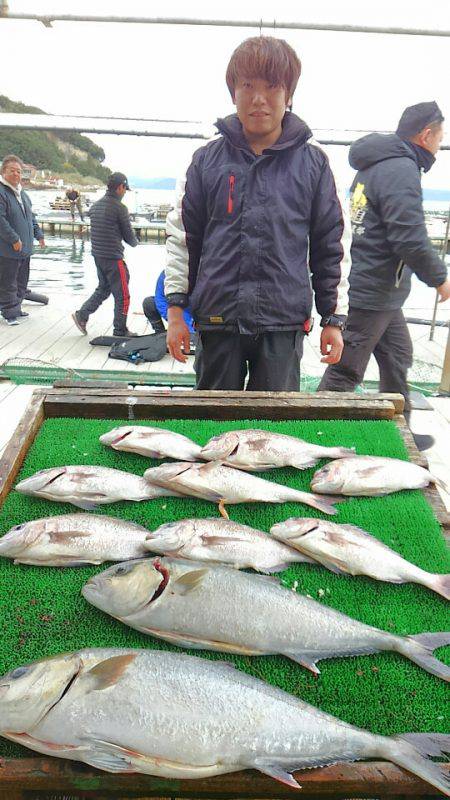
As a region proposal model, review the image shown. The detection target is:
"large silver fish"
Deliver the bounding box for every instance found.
[201,429,355,471]
[0,649,448,793]
[143,461,339,518]
[311,456,441,496]
[100,425,202,461]
[82,557,450,681]
[270,518,450,601]
[144,517,313,572]
[15,465,179,510]
[0,514,150,566]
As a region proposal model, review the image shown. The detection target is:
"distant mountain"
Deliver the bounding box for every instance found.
[129,177,176,189]
[422,189,450,201]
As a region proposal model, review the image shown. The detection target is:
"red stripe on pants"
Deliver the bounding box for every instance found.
[117,259,130,315]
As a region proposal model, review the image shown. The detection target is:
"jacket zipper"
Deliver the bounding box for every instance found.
[227,175,235,214]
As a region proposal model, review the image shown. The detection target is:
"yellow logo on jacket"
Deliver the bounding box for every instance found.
[350,182,367,234]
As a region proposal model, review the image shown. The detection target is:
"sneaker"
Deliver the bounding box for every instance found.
[5,317,20,326]
[412,432,435,452]
[72,311,87,335]
[113,329,138,338]
[19,310,29,317]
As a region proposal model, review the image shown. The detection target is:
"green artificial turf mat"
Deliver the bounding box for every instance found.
[0,417,448,759]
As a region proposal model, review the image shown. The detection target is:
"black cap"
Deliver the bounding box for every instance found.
[107,172,130,191]
[396,101,444,139]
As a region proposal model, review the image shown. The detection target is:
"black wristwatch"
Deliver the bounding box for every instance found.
[321,314,347,331]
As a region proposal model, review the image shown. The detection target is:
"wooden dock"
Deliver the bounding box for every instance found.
[36,215,167,242]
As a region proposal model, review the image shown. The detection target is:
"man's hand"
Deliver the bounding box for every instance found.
[167,306,191,363]
[12,239,22,252]
[38,238,46,249]
[437,277,450,303]
[320,325,344,364]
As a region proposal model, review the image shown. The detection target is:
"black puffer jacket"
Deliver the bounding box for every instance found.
[165,112,350,334]
[348,133,447,310]
[88,190,137,259]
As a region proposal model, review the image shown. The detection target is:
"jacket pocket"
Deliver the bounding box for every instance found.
[204,166,244,222]
[395,260,405,287]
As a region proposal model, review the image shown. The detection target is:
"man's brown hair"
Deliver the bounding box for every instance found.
[226,36,301,102]
[1,154,23,171]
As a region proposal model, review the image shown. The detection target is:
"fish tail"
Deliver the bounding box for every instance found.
[377,733,450,796]
[293,491,343,516]
[324,446,356,459]
[396,631,450,681]
[425,573,450,601]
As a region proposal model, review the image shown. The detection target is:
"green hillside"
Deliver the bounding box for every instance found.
[0,95,111,183]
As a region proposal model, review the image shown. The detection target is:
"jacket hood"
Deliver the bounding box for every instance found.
[349,133,416,170]
[215,112,312,153]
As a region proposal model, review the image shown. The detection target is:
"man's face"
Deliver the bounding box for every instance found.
[2,161,22,187]
[233,76,289,141]
[117,184,127,198]
[420,123,444,156]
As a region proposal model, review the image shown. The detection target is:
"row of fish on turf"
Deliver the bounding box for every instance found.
[1,426,449,794]
[14,426,443,520]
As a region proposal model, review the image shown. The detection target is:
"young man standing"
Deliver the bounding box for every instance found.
[318,101,450,449]
[165,36,350,390]
[0,154,45,325]
[72,172,138,337]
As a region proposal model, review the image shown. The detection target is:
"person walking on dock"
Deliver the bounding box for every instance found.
[318,101,450,450]
[72,172,138,337]
[165,36,350,390]
[0,154,46,326]
[65,187,84,221]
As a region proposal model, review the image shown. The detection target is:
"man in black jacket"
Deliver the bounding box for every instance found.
[319,101,450,448]
[72,172,138,337]
[165,37,350,390]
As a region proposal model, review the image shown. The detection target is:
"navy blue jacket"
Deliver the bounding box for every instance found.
[0,183,43,259]
[348,133,447,310]
[165,112,350,334]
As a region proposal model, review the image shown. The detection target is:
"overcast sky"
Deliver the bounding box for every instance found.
[2,0,450,189]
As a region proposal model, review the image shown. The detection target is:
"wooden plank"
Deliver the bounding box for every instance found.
[42,394,397,421]
[0,758,447,798]
[0,390,45,506]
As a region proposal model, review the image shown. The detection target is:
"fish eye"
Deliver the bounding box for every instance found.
[13,524,24,531]
[10,666,29,680]
[115,563,135,576]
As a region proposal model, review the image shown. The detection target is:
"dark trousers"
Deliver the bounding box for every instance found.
[142,296,165,333]
[195,330,304,391]
[0,256,30,320]
[78,257,130,334]
[318,308,413,411]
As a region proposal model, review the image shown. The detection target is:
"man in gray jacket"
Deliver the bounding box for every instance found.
[0,154,45,325]
[319,101,450,448]
[72,172,138,337]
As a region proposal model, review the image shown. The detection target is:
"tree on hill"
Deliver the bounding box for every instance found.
[0,95,111,183]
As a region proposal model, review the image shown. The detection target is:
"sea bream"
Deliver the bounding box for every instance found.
[143,461,339,518]
[201,429,355,471]
[15,465,180,510]
[270,518,450,600]
[99,425,202,461]
[311,456,442,496]
[0,514,150,566]
[144,517,313,572]
[0,649,448,793]
[82,557,450,681]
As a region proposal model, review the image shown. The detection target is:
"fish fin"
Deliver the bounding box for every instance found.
[303,493,341,516]
[141,627,265,655]
[307,558,350,576]
[218,500,229,519]
[264,562,291,574]
[251,761,301,788]
[401,632,450,681]
[198,460,225,473]
[287,654,321,674]
[378,733,450,797]
[430,574,450,601]
[291,458,319,470]
[71,500,99,511]
[85,654,137,691]
[82,739,137,773]
[430,473,448,491]
[13,557,102,567]
[172,567,208,595]
[398,733,450,757]
[201,534,247,546]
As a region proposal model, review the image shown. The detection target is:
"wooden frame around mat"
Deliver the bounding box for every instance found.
[0,386,448,799]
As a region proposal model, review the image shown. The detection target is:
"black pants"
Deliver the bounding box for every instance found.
[142,296,165,333]
[195,330,304,391]
[78,257,130,334]
[318,308,413,411]
[0,256,30,320]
